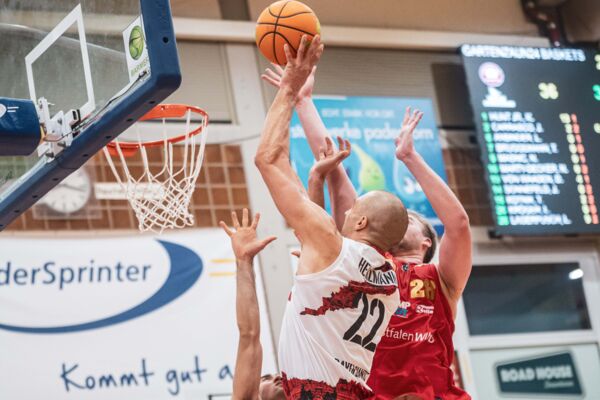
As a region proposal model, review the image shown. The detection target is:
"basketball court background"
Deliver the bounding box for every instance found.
[1,1,600,399]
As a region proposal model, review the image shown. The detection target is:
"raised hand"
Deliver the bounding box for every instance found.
[220,208,277,262]
[395,107,424,161]
[262,63,316,102]
[310,136,351,180]
[279,35,324,96]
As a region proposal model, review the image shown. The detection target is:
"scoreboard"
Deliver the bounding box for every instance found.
[461,44,600,235]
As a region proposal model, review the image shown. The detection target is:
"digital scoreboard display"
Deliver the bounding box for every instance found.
[461,45,600,235]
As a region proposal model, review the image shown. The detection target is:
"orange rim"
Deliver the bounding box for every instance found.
[106,104,209,156]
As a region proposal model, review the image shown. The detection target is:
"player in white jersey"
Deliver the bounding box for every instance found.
[220,209,285,400]
[263,61,472,399]
[254,35,409,399]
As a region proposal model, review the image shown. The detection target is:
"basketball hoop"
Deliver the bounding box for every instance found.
[102,104,209,233]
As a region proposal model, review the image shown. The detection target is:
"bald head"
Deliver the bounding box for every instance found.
[341,191,408,251]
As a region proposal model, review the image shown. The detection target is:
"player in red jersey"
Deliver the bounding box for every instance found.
[262,65,472,400]
[366,109,471,400]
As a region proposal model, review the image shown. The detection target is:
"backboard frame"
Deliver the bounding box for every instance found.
[25,4,96,123]
[0,0,182,231]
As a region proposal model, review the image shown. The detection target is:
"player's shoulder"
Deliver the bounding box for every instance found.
[413,262,439,277]
[344,237,377,253]
[392,261,439,279]
[344,238,389,265]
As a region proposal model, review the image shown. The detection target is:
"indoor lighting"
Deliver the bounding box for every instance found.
[569,268,584,280]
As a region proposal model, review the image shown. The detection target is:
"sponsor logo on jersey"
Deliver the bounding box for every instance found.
[384,327,435,344]
[416,304,434,315]
[394,301,411,318]
[335,358,369,382]
[357,258,397,286]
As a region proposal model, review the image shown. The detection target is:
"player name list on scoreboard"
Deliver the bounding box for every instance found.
[462,45,600,235]
[481,110,570,227]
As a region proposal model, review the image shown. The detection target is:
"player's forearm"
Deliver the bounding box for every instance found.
[308,169,326,209]
[232,343,262,400]
[296,98,331,159]
[235,257,261,338]
[326,173,357,230]
[255,87,296,167]
[232,257,263,400]
[296,98,357,228]
[402,152,470,232]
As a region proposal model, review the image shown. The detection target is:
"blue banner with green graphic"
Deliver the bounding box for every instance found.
[290,96,447,234]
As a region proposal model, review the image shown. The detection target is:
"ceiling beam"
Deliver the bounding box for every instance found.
[1,11,550,50]
[174,18,550,50]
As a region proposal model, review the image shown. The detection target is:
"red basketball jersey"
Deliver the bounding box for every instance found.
[367,262,470,400]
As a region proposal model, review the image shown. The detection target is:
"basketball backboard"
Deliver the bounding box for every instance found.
[0,0,181,230]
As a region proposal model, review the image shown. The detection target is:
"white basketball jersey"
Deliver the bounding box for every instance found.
[279,238,400,399]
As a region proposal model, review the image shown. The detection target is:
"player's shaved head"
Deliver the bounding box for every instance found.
[341,191,408,251]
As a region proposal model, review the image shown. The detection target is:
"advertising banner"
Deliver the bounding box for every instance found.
[472,344,600,398]
[290,96,447,234]
[0,230,277,399]
[496,351,582,396]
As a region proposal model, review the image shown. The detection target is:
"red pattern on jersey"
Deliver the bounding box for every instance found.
[368,262,470,400]
[282,372,373,400]
[300,280,397,316]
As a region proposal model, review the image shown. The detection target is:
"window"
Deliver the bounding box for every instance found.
[463,263,591,335]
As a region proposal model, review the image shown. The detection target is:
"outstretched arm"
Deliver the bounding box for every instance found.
[220,209,277,400]
[255,36,341,274]
[308,136,351,209]
[395,108,472,309]
[262,65,357,229]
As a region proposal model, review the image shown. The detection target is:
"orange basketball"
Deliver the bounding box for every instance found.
[255,1,321,65]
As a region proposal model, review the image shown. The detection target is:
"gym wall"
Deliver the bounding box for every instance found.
[5,43,493,232]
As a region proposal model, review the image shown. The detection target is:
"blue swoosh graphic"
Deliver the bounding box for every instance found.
[0,240,203,334]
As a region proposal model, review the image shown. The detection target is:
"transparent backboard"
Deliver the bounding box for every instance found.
[0,0,141,192]
[0,0,180,229]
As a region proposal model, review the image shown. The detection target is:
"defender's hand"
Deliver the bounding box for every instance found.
[220,209,277,262]
[262,63,316,101]
[310,136,351,180]
[279,35,323,96]
[395,107,424,161]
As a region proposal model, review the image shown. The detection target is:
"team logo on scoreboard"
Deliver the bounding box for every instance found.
[478,62,505,87]
[478,62,516,108]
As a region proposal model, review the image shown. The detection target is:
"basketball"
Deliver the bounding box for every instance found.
[255,0,320,65]
[129,25,145,60]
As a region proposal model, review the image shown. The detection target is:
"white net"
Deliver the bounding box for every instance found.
[102,107,208,233]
